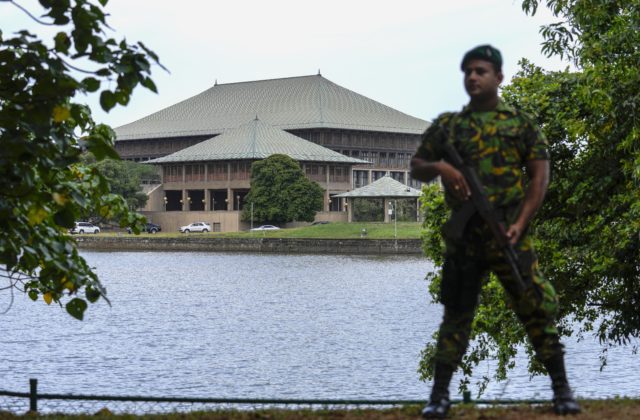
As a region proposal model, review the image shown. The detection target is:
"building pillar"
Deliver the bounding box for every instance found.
[384,198,390,223]
[204,189,210,211]
[226,188,232,210]
[181,190,188,211]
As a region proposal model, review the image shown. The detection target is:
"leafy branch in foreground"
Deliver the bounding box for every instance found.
[0,0,163,319]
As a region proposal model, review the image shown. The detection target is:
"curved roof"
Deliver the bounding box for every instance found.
[115,74,428,141]
[147,118,369,164]
[334,176,422,198]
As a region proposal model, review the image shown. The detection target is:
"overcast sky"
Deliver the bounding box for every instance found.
[2,0,568,128]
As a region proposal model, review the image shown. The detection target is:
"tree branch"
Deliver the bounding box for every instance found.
[6,0,56,26]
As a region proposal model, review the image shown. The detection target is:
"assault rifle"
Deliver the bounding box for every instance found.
[442,142,529,297]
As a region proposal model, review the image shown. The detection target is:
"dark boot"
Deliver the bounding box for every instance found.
[421,363,454,419]
[544,354,581,415]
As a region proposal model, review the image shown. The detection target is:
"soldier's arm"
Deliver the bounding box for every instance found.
[506,159,550,244]
[410,157,471,200]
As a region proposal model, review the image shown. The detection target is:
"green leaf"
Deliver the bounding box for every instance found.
[53,207,75,228]
[99,90,116,111]
[54,32,71,54]
[86,135,119,160]
[85,286,101,303]
[82,77,100,92]
[28,290,38,301]
[141,77,157,93]
[66,298,88,321]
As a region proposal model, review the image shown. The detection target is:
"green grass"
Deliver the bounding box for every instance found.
[249,222,422,239]
[98,222,423,240]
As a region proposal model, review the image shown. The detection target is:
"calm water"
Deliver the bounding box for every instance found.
[0,252,637,401]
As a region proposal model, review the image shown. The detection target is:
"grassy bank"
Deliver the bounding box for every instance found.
[98,222,423,240]
[1,399,639,419]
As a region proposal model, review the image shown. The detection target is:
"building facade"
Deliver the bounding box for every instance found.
[142,118,367,232]
[115,74,429,190]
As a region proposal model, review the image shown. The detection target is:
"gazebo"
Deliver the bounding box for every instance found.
[334,176,422,223]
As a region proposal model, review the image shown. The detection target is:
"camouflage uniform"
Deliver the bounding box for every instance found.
[414,100,564,370]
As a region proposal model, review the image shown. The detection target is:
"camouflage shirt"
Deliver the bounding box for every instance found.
[414,100,549,211]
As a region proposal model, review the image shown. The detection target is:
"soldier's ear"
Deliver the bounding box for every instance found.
[496,71,504,85]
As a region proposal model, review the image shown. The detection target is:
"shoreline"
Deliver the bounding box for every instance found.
[74,236,423,255]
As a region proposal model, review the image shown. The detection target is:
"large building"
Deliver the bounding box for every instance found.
[114,74,429,231]
[115,74,429,189]
[143,118,367,231]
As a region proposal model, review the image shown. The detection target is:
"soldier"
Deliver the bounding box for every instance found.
[410,45,581,418]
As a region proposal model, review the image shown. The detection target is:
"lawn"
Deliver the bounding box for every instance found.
[237,222,422,239]
[99,222,423,240]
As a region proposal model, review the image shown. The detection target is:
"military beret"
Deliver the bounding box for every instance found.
[460,44,503,71]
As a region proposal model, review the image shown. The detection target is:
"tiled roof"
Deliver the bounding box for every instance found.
[334,176,422,198]
[147,118,369,164]
[115,74,428,141]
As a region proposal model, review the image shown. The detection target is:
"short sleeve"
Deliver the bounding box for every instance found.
[523,117,550,161]
[413,113,451,162]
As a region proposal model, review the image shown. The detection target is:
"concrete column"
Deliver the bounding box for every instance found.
[181,190,188,211]
[384,198,390,223]
[204,189,210,211]
[226,188,232,211]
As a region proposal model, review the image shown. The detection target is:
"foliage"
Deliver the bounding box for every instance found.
[352,198,384,222]
[418,0,640,394]
[518,0,640,345]
[417,183,529,396]
[243,155,324,224]
[0,0,162,319]
[85,157,159,211]
[394,199,418,222]
[352,198,418,223]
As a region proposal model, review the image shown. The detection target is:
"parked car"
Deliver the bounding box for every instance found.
[179,222,211,233]
[126,222,162,234]
[69,222,100,234]
[250,225,280,232]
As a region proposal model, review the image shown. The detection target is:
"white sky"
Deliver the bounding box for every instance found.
[2,0,567,128]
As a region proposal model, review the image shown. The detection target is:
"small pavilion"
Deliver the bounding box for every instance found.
[334,176,422,223]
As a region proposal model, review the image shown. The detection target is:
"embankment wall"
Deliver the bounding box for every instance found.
[75,236,423,255]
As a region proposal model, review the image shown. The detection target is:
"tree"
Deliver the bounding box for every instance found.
[85,157,159,211]
[0,0,162,319]
[418,0,640,395]
[243,154,324,224]
[352,198,384,222]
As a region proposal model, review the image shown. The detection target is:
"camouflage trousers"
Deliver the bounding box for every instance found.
[434,214,564,368]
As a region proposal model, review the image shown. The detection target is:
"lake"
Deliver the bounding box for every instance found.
[0,251,637,406]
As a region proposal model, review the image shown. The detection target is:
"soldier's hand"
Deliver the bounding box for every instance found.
[506,223,524,245]
[440,162,471,200]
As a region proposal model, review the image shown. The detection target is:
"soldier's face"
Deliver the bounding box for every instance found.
[463,59,503,101]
